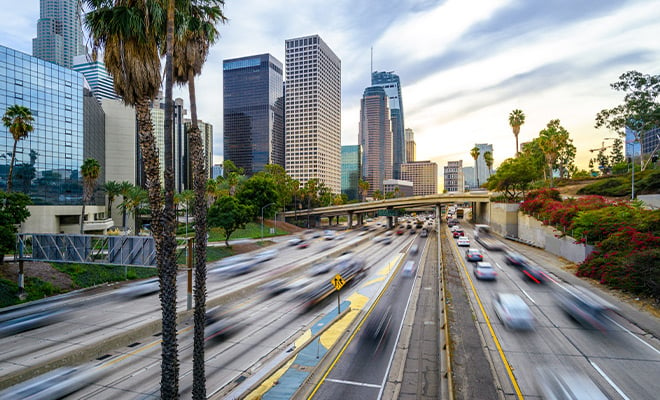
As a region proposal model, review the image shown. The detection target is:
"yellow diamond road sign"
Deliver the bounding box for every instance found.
[331,274,345,290]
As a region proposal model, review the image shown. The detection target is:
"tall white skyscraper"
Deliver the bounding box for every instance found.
[285,34,342,193]
[475,143,493,187]
[33,0,86,68]
[73,55,119,101]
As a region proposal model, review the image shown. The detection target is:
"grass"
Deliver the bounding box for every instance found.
[0,277,65,308]
[207,222,289,242]
[52,263,157,288]
[577,169,660,196]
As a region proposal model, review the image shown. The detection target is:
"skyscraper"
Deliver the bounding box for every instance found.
[32,0,86,68]
[73,55,119,101]
[285,35,342,193]
[359,86,392,196]
[372,71,405,179]
[401,161,438,196]
[474,143,493,187]
[341,145,361,201]
[444,160,464,193]
[405,128,416,162]
[223,54,284,176]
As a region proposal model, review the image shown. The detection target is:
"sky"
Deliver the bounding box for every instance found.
[2,0,659,187]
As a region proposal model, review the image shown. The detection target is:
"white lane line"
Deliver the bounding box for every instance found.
[606,316,660,355]
[590,361,631,400]
[325,378,381,388]
[495,262,503,270]
[519,288,536,305]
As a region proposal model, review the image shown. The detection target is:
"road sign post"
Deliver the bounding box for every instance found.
[331,274,345,314]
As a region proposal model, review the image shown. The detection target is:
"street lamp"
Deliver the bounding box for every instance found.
[261,202,277,242]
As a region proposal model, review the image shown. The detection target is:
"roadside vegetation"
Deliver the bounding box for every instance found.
[520,188,659,301]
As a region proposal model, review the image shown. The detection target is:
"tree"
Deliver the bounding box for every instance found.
[2,105,34,193]
[236,174,279,219]
[103,180,122,219]
[358,178,370,201]
[80,158,101,234]
[85,1,178,395]
[0,191,31,265]
[538,119,572,187]
[610,138,625,166]
[509,109,525,156]
[470,146,480,187]
[119,185,148,233]
[174,189,195,235]
[485,156,540,201]
[208,195,253,246]
[595,71,660,171]
[119,181,133,228]
[483,151,494,176]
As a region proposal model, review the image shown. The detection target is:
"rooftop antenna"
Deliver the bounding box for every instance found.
[370,46,373,78]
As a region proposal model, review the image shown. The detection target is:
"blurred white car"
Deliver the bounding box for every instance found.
[493,293,535,330]
[457,236,470,246]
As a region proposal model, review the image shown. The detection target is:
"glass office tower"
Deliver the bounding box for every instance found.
[1,45,86,205]
[223,54,284,176]
[341,145,361,201]
[359,86,392,196]
[372,71,406,179]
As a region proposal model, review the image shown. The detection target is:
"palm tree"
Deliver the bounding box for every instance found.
[508,109,525,156]
[171,3,226,396]
[80,158,101,234]
[120,185,148,232]
[119,181,133,228]
[103,180,121,220]
[358,178,370,201]
[483,151,494,177]
[84,2,180,397]
[470,146,480,187]
[2,105,34,193]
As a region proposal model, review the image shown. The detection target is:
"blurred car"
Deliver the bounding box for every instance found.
[288,237,304,246]
[210,254,254,270]
[504,251,528,268]
[381,237,393,245]
[556,286,616,332]
[465,248,483,262]
[0,308,69,338]
[493,293,535,330]
[362,305,393,352]
[396,229,404,235]
[0,363,107,400]
[254,248,279,263]
[450,225,460,232]
[115,278,159,297]
[453,229,464,238]
[520,263,548,284]
[402,260,416,277]
[410,244,419,255]
[297,240,310,249]
[473,262,497,280]
[323,230,335,240]
[456,236,470,247]
[205,306,243,340]
[535,366,608,400]
[309,260,336,276]
[410,229,416,234]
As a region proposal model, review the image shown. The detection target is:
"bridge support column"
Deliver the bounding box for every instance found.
[348,211,353,228]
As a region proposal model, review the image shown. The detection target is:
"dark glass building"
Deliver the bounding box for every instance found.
[372,71,406,179]
[223,54,284,176]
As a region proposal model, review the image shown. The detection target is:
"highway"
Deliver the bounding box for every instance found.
[445,222,660,400]
[1,217,659,399]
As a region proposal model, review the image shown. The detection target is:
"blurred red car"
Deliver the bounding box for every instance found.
[453,229,464,238]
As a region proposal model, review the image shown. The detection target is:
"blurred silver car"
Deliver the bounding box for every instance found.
[473,262,497,280]
[535,365,608,400]
[556,286,616,332]
[0,363,107,400]
[493,293,535,330]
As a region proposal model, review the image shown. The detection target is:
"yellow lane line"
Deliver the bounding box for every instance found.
[104,325,194,367]
[307,253,404,399]
[453,239,524,399]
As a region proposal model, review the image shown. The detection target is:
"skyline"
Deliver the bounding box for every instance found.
[2,0,659,187]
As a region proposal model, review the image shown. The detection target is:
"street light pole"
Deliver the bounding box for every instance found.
[261,202,276,242]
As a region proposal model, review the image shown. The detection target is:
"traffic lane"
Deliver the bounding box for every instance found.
[452,232,660,400]
[310,240,421,399]
[63,238,410,399]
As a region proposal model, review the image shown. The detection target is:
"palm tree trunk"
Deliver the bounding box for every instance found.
[188,70,209,400]
[80,204,86,234]
[7,140,18,193]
